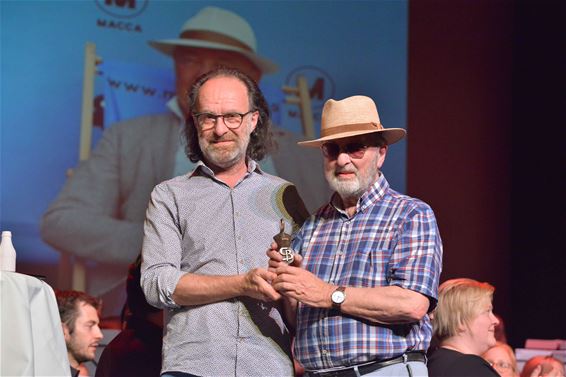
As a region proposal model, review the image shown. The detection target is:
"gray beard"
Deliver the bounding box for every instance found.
[199,121,252,170]
[328,177,367,201]
[202,145,246,170]
[325,155,381,203]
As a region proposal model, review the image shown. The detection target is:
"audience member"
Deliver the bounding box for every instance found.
[141,67,306,376]
[427,278,500,377]
[95,255,162,376]
[56,290,103,377]
[520,356,565,377]
[268,95,443,376]
[41,6,327,318]
[483,341,519,377]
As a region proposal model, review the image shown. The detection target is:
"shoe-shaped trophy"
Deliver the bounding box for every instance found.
[273,219,294,264]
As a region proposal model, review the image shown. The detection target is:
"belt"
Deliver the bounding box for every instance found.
[304,351,427,377]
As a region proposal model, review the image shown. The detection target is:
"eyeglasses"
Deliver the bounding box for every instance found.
[193,111,255,131]
[321,142,372,160]
[486,360,514,371]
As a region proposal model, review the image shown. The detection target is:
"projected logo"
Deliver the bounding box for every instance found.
[282,66,335,135]
[285,66,335,112]
[95,0,148,18]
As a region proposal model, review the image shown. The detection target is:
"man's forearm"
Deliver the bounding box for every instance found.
[172,267,282,306]
[172,273,246,306]
[338,285,429,324]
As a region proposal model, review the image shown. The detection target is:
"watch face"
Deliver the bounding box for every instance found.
[331,290,345,304]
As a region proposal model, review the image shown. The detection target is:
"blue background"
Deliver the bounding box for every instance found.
[0,0,407,265]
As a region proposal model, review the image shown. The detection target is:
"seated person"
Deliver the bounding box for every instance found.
[520,355,565,377]
[95,255,163,377]
[56,290,104,377]
[427,278,500,377]
[482,341,519,377]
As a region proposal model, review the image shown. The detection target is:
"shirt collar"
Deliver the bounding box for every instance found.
[190,158,263,180]
[361,173,389,209]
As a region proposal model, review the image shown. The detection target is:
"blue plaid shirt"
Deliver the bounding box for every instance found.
[292,174,442,370]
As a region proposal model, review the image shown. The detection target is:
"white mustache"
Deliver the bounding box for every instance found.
[335,167,357,175]
[210,137,235,143]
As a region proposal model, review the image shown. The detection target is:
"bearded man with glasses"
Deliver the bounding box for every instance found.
[141,67,308,377]
[268,95,443,377]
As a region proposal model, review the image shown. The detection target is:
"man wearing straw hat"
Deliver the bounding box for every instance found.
[269,96,443,376]
[41,6,326,318]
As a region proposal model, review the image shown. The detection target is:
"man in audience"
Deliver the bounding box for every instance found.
[482,341,519,377]
[95,255,162,376]
[269,95,443,376]
[56,290,104,377]
[41,6,326,318]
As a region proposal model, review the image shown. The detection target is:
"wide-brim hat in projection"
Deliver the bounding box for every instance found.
[148,6,278,74]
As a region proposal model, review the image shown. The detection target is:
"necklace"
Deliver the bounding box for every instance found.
[441,344,461,352]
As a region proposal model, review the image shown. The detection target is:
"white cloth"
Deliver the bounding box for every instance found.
[0,271,70,377]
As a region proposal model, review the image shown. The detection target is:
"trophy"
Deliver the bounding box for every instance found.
[273,219,294,264]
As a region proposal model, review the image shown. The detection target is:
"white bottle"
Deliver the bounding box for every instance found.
[0,231,17,272]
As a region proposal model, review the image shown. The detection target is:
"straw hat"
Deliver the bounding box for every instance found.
[148,6,278,74]
[298,95,406,147]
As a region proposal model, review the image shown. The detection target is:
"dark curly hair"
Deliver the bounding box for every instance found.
[184,67,274,163]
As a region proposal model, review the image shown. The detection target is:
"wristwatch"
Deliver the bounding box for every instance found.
[331,286,346,308]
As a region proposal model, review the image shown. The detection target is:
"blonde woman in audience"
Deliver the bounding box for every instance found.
[483,341,519,377]
[427,278,500,377]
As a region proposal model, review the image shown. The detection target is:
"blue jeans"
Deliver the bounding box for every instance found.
[363,361,428,376]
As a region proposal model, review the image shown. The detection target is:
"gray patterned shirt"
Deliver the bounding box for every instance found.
[141,160,299,376]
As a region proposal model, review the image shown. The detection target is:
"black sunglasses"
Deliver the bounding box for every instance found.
[321,142,371,159]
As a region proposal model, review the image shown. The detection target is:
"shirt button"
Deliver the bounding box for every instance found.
[321,349,329,355]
